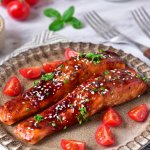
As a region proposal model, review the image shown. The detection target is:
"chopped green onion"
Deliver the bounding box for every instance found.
[25,108,30,112]
[41,73,54,81]
[104,70,109,75]
[100,87,105,91]
[34,114,43,123]
[99,49,105,53]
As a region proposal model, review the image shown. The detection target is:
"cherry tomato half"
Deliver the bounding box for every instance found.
[128,104,149,122]
[3,76,21,96]
[102,107,122,127]
[43,60,63,73]
[19,66,41,79]
[65,48,79,60]
[95,124,115,146]
[61,139,85,150]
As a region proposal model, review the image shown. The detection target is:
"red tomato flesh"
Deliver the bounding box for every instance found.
[102,107,122,127]
[61,139,85,150]
[65,48,79,60]
[19,66,41,79]
[95,124,115,146]
[7,0,30,20]
[3,76,21,96]
[128,104,149,122]
[42,60,63,73]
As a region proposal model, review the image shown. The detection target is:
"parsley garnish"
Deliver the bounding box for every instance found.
[25,108,30,112]
[92,88,98,92]
[34,114,44,123]
[41,73,54,81]
[142,77,148,82]
[104,70,109,75]
[63,126,67,130]
[85,99,89,103]
[34,80,40,86]
[63,79,68,84]
[136,75,148,82]
[52,122,56,127]
[57,116,62,123]
[99,49,105,53]
[60,64,64,68]
[85,53,103,65]
[76,107,88,125]
[100,87,105,91]
[79,53,83,57]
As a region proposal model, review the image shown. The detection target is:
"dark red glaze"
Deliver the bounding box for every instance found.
[14,68,148,144]
[0,51,125,125]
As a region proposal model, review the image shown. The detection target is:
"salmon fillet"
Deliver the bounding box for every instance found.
[14,68,148,144]
[0,51,125,125]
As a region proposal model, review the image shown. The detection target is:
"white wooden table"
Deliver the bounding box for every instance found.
[0,0,150,149]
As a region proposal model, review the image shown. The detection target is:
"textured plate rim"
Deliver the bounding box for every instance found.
[0,42,150,150]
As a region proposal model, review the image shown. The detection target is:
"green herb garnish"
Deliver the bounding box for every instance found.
[100,87,105,91]
[76,107,88,125]
[99,49,105,53]
[25,108,30,112]
[34,80,40,86]
[85,53,103,65]
[104,70,109,75]
[79,53,83,58]
[63,126,67,130]
[63,79,68,84]
[34,114,44,123]
[41,73,54,81]
[60,64,64,68]
[44,6,83,31]
[92,88,98,92]
[136,75,148,82]
[57,116,63,123]
[85,99,89,103]
[142,77,148,82]
[52,121,57,127]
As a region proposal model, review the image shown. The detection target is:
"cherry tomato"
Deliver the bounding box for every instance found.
[128,104,149,122]
[19,66,41,79]
[65,48,79,60]
[102,107,122,127]
[61,139,85,150]
[42,60,63,73]
[3,76,21,96]
[0,0,14,6]
[7,0,30,20]
[95,124,115,146]
[25,0,38,6]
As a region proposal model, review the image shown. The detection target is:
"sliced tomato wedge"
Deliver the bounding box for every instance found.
[102,107,122,127]
[128,104,149,122]
[65,48,79,60]
[3,76,21,96]
[95,124,115,146]
[42,60,63,73]
[19,66,41,79]
[61,139,85,150]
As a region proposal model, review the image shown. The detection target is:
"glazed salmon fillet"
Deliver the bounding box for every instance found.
[14,68,148,144]
[0,51,125,125]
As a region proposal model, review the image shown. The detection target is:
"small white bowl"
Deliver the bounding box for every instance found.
[0,15,5,50]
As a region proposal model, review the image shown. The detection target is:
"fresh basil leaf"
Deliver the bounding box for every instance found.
[44,8,61,19]
[62,6,75,22]
[67,17,83,29]
[49,20,64,31]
